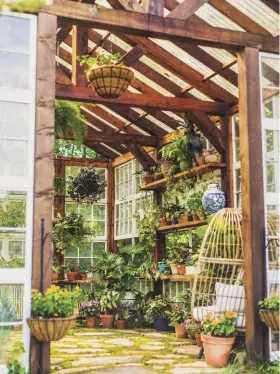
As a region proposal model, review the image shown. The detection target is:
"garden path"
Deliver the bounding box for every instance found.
[51,327,224,374]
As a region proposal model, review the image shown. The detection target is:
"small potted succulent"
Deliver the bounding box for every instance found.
[80,300,100,328]
[100,290,123,329]
[166,304,189,339]
[27,285,82,342]
[145,295,171,331]
[115,304,130,329]
[185,321,203,346]
[78,52,134,99]
[201,312,237,367]
[259,293,280,331]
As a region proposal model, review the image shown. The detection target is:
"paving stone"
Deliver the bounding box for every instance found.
[174,361,220,368]
[52,344,77,348]
[74,332,113,336]
[173,345,201,355]
[72,355,143,367]
[153,366,165,371]
[57,348,106,354]
[169,342,188,346]
[147,359,174,364]
[170,368,222,374]
[58,366,104,373]
[153,354,187,359]
[91,367,157,373]
[121,363,143,367]
[145,341,163,346]
[104,338,134,346]
[51,358,65,364]
[139,345,165,351]
[143,332,168,339]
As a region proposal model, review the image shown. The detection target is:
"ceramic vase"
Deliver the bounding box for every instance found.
[202,184,225,215]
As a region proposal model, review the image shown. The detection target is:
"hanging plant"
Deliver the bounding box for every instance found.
[68,167,106,204]
[78,52,134,99]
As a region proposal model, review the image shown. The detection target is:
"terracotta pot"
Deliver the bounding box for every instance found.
[143,174,154,184]
[195,153,204,166]
[52,273,59,282]
[166,217,172,225]
[201,333,235,368]
[177,265,186,275]
[160,161,172,177]
[80,273,87,281]
[175,324,186,339]
[192,213,199,221]
[159,217,168,227]
[27,316,76,342]
[116,320,126,329]
[195,333,202,347]
[170,263,179,275]
[178,213,188,224]
[86,316,97,328]
[67,272,79,281]
[204,154,219,164]
[100,314,115,329]
[154,173,163,181]
[187,214,193,221]
[196,209,206,220]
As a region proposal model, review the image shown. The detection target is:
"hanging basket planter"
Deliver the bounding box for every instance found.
[259,310,279,331]
[27,316,76,342]
[87,65,134,99]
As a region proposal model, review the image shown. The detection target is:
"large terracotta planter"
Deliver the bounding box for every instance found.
[86,316,97,328]
[201,333,235,368]
[87,65,134,99]
[195,333,202,347]
[159,217,168,227]
[67,272,79,281]
[170,263,179,275]
[116,320,126,329]
[175,324,185,339]
[177,265,185,275]
[100,314,115,329]
[259,310,279,331]
[27,316,76,342]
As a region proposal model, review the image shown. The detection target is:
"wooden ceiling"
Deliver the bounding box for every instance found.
[53,0,279,160]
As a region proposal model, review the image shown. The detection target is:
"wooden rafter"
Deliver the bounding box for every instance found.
[106,0,146,12]
[260,0,279,13]
[167,0,210,20]
[72,25,88,85]
[141,0,164,16]
[42,1,279,53]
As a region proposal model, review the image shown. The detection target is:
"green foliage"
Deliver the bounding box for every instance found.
[258,293,280,311]
[68,167,106,204]
[115,303,131,321]
[0,199,25,228]
[0,257,24,268]
[185,321,202,338]
[80,300,100,317]
[136,208,160,249]
[31,285,82,318]
[54,175,66,197]
[53,213,93,254]
[54,139,101,159]
[78,52,122,71]
[100,290,123,313]
[145,295,172,321]
[0,0,49,12]
[166,303,189,326]
[0,297,17,360]
[6,341,28,374]
[202,312,237,337]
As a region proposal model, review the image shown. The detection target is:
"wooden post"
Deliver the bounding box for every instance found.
[30,13,57,374]
[237,47,268,359]
[72,25,88,86]
[107,163,115,252]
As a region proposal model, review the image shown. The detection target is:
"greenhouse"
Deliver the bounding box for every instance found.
[0,0,279,373]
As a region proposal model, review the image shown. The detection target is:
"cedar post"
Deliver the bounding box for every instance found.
[237,47,268,359]
[107,163,115,252]
[72,25,88,86]
[30,13,57,374]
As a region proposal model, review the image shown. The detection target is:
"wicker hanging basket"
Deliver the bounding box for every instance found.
[87,64,134,98]
[259,310,279,331]
[27,316,76,342]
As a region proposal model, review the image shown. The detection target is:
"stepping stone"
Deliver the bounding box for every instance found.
[170,368,222,374]
[174,362,216,368]
[72,355,142,367]
[58,366,104,373]
[139,345,165,351]
[143,333,168,339]
[153,366,165,371]
[145,341,163,346]
[52,344,77,348]
[105,338,134,346]
[153,354,187,359]
[51,358,64,364]
[57,348,106,354]
[92,367,157,373]
[147,359,174,364]
[169,342,187,346]
[173,345,201,355]
[121,363,143,367]
[74,332,113,336]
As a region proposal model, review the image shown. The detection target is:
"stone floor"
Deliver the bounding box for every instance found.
[51,327,224,374]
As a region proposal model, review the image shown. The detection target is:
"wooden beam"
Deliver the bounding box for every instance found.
[237,47,268,360]
[167,0,210,20]
[260,0,279,13]
[112,146,154,166]
[106,0,146,12]
[41,1,279,53]
[30,12,57,374]
[54,156,109,168]
[55,84,227,114]
[142,0,164,16]
[106,163,115,252]
[57,25,72,45]
[72,25,88,86]
[83,141,120,159]
[126,143,157,170]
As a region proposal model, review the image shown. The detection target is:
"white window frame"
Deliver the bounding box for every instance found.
[0,11,37,372]
[232,114,241,208]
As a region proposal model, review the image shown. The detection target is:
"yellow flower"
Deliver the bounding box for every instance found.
[225,312,236,319]
[205,312,213,320]
[75,286,80,291]
[32,289,39,294]
[211,320,219,326]
[271,291,277,297]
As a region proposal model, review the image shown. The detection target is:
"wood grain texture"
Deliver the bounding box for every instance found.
[167,0,210,20]
[106,163,115,252]
[142,0,164,16]
[71,25,88,86]
[237,47,268,359]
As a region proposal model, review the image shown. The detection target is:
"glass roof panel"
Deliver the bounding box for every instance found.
[211,75,239,97]
[188,89,213,101]
[145,115,174,133]
[162,111,183,122]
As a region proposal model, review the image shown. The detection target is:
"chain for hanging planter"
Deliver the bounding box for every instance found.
[68,166,106,204]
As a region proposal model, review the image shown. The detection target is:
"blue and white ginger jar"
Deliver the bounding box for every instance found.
[202,184,225,215]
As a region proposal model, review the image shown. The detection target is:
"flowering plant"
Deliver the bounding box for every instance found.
[259,293,280,311]
[185,321,202,339]
[31,285,82,318]
[80,300,100,317]
[202,312,237,337]
[165,304,189,326]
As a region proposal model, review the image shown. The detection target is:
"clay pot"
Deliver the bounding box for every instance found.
[166,217,172,225]
[100,314,115,329]
[201,333,235,368]
[175,324,186,339]
[80,273,87,281]
[187,213,193,221]
[177,265,186,275]
[178,213,188,224]
[86,316,97,328]
[115,320,126,329]
[204,153,219,164]
[192,213,199,221]
[143,174,154,184]
[52,273,59,282]
[196,209,206,220]
[159,217,168,227]
[160,161,172,177]
[170,263,179,275]
[154,173,163,181]
[195,333,202,347]
[66,272,79,281]
[195,153,204,166]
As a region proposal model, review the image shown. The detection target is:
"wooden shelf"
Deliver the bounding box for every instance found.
[140,162,225,191]
[160,274,195,281]
[53,279,92,285]
[157,220,207,233]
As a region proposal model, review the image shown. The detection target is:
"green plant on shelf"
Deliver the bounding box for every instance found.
[136,208,160,249]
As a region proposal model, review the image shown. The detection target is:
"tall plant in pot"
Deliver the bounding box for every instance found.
[100,290,123,329]
[166,304,189,338]
[145,295,171,331]
[201,311,237,367]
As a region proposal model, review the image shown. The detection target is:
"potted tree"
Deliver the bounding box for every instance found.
[166,304,189,338]
[201,312,237,367]
[100,290,122,329]
[259,293,280,331]
[78,53,134,99]
[27,285,82,342]
[145,295,171,331]
[80,300,100,328]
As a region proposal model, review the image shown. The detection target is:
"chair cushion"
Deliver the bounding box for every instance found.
[215,282,245,313]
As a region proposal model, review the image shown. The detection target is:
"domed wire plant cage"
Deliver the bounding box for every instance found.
[191,208,246,330]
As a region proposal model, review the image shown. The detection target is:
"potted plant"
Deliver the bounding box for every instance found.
[159,206,168,227]
[115,304,130,329]
[201,311,237,367]
[65,264,80,281]
[100,290,122,329]
[153,165,163,181]
[176,258,186,275]
[157,260,170,274]
[68,166,106,204]
[27,285,82,342]
[185,321,203,346]
[203,148,220,164]
[259,293,280,331]
[52,264,61,282]
[166,304,188,338]
[78,53,134,99]
[145,295,171,331]
[159,141,178,177]
[80,300,100,328]
[79,266,89,281]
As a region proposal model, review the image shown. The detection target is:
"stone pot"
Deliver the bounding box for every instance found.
[201,333,235,367]
[175,324,186,339]
[52,273,59,282]
[100,314,115,329]
[116,320,126,329]
[177,265,185,275]
[202,184,225,216]
[27,316,76,342]
[86,316,97,328]
[159,217,168,227]
[170,263,179,275]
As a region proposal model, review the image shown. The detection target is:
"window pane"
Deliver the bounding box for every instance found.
[65,203,78,214]
[0,51,29,89]
[0,285,23,321]
[0,192,26,228]
[0,16,30,53]
[92,242,105,256]
[93,221,105,236]
[261,57,279,89]
[93,205,105,221]
[0,140,28,177]
[79,242,92,256]
[79,205,92,220]
[0,101,29,139]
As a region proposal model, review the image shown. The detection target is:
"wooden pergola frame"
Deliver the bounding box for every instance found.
[31,1,279,372]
